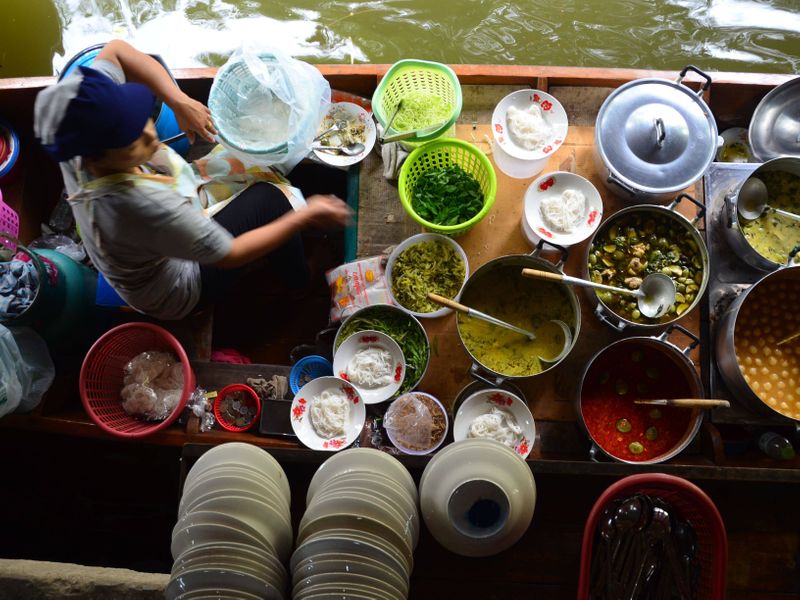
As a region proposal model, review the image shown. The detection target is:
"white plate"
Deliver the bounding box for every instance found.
[172,550,286,592]
[332,330,405,404]
[173,541,287,591]
[170,512,272,560]
[523,171,603,247]
[291,377,366,451]
[385,233,470,319]
[453,389,536,459]
[294,572,403,600]
[306,448,417,506]
[165,568,281,600]
[492,89,568,161]
[313,102,377,167]
[181,471,289,516]
[292,555,409,597]
[291,532,409,579]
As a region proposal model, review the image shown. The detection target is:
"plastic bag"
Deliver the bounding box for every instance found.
[28,234,86,262]
[0,325,23,417]
[0,325,55,417]
[384,393,437,451]
[121,351,183,421]
[210,43,331,173]
[325,255,391,323]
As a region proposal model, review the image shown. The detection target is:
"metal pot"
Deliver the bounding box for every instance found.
[583,194,710,332]
[715,253,800,422]
[594,65,720,204]
[722,157,800,272]
[576,325,705,464]
[457,243,581,386]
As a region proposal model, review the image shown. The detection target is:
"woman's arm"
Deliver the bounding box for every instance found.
[97,40,216,143]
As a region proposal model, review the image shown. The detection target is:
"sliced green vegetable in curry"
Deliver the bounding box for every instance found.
[739,170,800,264]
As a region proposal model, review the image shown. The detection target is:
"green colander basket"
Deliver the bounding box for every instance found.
[372,59,462,144]
[398,138,497,237]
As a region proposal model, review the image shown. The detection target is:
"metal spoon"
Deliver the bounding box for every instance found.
[738,176,800,222]
[521,268,677,319]
[314,119,349,142]
[312,142,366,156]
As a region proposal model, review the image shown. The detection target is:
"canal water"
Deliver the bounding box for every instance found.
[2,0,800,78]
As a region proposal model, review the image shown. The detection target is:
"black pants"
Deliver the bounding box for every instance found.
[197,183,308,307]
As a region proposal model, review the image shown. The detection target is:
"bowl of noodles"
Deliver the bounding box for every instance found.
[491,89,568,161]
[313,102,377,167]
[332,330,406,404]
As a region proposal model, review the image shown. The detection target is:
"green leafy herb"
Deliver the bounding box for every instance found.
[391,240,465,313]
[411,164,484,226]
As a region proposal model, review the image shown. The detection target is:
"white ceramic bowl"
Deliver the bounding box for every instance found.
[181,471,289,516]
[717,126,756,162]
[385,233,469,319]
[332,330,405,404]
[165,567,281,600]
[523,171,603,248]
[294,571,404,600]
[290,532,409,579]
[312,102,377,167]
[492,89,568,161]
[291,377,366,451]
[418,439,537,557]
[453,389,536,459]
[292,555,409,597]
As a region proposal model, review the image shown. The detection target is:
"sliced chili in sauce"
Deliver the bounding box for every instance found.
[581,342,694,461]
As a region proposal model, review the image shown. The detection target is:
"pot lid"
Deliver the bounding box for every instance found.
[596,77,718,192]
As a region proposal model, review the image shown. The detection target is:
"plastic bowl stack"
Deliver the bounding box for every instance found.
[167,443,292,599]
[291,448,418,599]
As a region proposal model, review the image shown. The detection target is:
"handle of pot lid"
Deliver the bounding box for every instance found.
[531,239,569,270]
[654,118,666,148]
[657,323,701,357]
[676,65,712,97]
[668,193,706,227]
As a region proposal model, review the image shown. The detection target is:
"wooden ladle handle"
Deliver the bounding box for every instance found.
[521,268,565,283]
[427,292,469,313]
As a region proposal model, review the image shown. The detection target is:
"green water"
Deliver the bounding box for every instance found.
[2,0,800,78]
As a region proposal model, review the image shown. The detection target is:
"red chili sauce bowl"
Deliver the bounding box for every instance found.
[579,339,701,463]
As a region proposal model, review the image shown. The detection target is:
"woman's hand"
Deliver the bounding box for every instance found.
[172,95,217,144]
[303,195,352,228]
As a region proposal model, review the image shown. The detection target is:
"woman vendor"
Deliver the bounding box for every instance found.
[33,40,351,320]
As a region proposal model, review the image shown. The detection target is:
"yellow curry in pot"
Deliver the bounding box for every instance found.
[739,170,800,264]
[458,264,575,376]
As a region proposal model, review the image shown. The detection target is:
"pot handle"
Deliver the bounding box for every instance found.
[785,244,800,266]
[607,171,639,198]
[531,239,569,270]
[469,363,505,388]
[657,323,700,357]
[667,193,705,226]
[677,65,712,96]
[722,194,737,229]
[594,304,626,333]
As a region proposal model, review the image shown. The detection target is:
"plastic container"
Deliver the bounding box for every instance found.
[372,59,462,144]
[577,473,728,600]
[290,355,333,394]
[213,383,261,432]
[0,119,21,183]
[0,189,19,238]
[758,432,796,460]
[398,138,497,236]
[384,391,449,456]
[79,322,195,438]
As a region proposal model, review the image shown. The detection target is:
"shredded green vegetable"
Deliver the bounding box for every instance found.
[392,90,451,132]
[411,165,485,226]
[336,306,429,394]
[391,240,465,313]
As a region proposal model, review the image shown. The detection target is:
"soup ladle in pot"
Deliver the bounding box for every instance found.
[521,268,676,319]
[737,176,800,222]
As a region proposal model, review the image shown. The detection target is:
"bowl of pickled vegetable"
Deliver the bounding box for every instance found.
[386,233,469,318]
[586,205,708,327]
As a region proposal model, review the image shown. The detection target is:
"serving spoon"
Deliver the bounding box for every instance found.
[312,142,366,156]
[521,268,676,319]
[737,176,800,222]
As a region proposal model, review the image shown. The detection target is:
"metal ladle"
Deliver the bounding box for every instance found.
[521,268,677,319]
[737,176,800,222]
[312,142,366,156]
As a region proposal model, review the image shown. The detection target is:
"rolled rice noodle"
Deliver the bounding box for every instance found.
[467,406,523,448]
[310,389,350,439]
[540,188,586,234]
[346,347,393,388]
[506,104,551,151]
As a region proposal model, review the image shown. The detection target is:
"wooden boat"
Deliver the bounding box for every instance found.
[0,65,798,598]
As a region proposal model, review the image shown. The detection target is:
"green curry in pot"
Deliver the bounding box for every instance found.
[739,170,800,265]
[458,264,575,377]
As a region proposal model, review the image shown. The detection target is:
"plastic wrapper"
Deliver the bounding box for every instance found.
[186,387,216,432]
[384,393,440,451]
[120,351,183,421]
[28,234,86,262]
[325,255,391,323]
[0,325,55,417]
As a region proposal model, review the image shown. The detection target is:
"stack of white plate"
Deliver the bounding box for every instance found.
[167,443,293,599]
[291,448,418,599]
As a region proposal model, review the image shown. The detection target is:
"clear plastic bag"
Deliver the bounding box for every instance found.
[384,393,436,451]
[0,325,55,417]
[210,43,331,173]
[121,351,183,421]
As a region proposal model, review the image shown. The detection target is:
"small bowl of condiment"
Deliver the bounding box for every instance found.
[213,384,261,432]
[384,392,449,455]
[523,171,603,249]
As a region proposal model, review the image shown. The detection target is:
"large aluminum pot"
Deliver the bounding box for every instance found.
[594,66,720,204]
[722,157,800,272]
[583,194,710,332]
[715,252,800,422]
[456,243,581,385]
[576,325,704,464]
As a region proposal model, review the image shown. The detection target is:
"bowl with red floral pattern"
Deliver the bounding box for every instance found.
[491,89,568,161]
[291,376,366,451]
[332,330,406,405]
[452,389,536,459]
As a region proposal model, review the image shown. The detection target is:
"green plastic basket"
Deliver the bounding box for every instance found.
[372,59,462,143]
[398,138,497,236]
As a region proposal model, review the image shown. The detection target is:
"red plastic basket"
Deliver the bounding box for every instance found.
[577,473,727,600]
[79,322,195,438]
[213,383,261,432]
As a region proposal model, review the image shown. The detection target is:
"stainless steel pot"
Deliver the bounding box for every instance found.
[722,157,800,272]
[583,194,710,332]
[457,243,581,386]
[715,253,800,422]
[594,65,720,204]
[576,325,705,464]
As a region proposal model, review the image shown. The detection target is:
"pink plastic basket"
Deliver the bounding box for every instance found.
[0,189,19,238]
